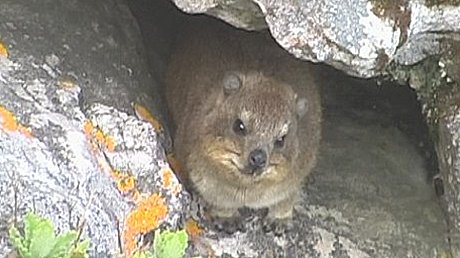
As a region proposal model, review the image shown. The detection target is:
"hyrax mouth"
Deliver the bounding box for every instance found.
[241,148,268,176]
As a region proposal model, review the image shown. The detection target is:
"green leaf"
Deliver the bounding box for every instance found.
[8,225,32,258]
[153,229,188,258]
[8,212,92,258]
[70,239,90,258]
[28,217,56,258]
[23,212,45,249]
[133,250,154,258]
[48,231,78,258]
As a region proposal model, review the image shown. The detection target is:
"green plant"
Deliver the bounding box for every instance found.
[133,229,189,258]
[8,212,90,258]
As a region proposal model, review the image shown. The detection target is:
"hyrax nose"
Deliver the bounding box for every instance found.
[248,148,267,170]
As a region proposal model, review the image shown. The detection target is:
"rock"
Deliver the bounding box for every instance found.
[169,0,460,78]
[408,40,460,258]
[0,0,189,257]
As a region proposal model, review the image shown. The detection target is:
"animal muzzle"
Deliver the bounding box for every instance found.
[244,148,267,176]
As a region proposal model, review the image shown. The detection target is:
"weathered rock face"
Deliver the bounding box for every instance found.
[0,0,457,257]
[0,0,189,256]
[396,40,460,258]
[169,0,460,78]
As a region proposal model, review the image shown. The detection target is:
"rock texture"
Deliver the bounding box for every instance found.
[0,0,189,257]
[169,0,460,78]
[393,40,460,258]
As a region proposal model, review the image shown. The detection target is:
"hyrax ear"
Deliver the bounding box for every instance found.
[222,72,242,96]
[296,97,308,118]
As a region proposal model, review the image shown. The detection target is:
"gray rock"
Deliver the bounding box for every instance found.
[407,40,460,258]
[169,0,460,78]
[0,0,189,257]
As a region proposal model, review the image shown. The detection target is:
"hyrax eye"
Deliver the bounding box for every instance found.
[274,135,286,148]
[232,118,246,136]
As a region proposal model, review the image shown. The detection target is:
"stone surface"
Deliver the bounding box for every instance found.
[169,0,460,78]
[399,40,460,258]
[0,0,189,257]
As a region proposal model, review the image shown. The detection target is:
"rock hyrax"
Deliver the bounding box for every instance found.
[165,21,321,222]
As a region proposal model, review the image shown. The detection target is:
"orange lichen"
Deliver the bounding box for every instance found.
[0,40,8,58]
[83,120,94,136]
[123,194,168,257]
[110,170,137,194]
[110,169,122,179]
[83,120,117,152]
[0,106,18,131]
[0,105,32,138]
[159,167,183,196]
[185,218,203,238]
[95,129,105,143]
[18,126,32,138]
[117,175,136,193]
[104,135,116,152]
[161,168,174,188]
[133,103,164,133]
[131,190,142,203]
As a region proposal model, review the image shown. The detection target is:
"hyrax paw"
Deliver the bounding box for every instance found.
[262,218,294,236]
[238,206,269,219]
[211,216,246,235]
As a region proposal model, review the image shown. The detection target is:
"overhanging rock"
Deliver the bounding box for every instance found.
[170,0,460,78]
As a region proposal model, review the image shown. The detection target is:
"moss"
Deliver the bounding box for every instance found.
[57,74,78,89]
[208,0,267,30]
[387,40,460,143]
[425,0,460,7]
[370,0,406,18]
[369,0,411,47]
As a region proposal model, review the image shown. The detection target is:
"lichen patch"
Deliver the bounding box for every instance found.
[0,105,32,138]
[123,193,168,257]
[83,119,117,152]
[111,169,137,194]
[133,103,164,133]
[0,39,8,58]
[185,218,203,238]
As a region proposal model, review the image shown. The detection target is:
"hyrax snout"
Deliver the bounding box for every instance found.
[165,21,321,223]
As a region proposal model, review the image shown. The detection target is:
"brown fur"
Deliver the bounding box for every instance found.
[165,20,321,219]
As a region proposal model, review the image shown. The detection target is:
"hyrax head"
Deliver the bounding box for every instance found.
[204,71,308,184]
